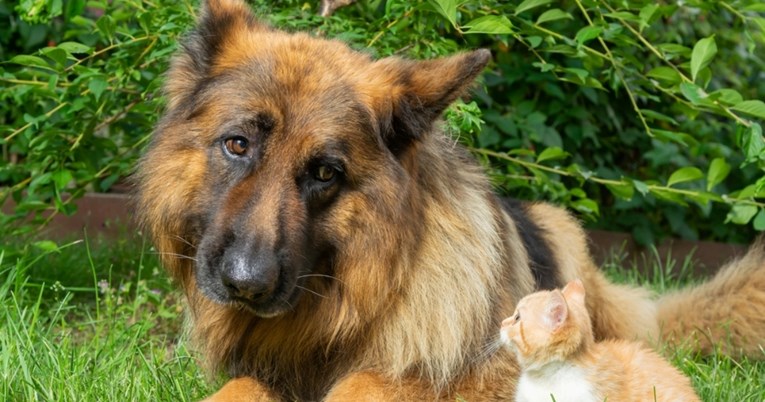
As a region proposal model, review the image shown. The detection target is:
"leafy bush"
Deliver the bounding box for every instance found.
[2,0,764,244]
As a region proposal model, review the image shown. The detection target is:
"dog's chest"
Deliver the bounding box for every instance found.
[515,364,598,402]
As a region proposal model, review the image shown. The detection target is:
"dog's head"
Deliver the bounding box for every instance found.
[138,0,490,317]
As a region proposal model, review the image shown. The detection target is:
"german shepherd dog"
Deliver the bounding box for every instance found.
[136,0,765,400]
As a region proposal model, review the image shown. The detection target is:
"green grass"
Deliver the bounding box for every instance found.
[0,235,216,401]
[0,236,763,401]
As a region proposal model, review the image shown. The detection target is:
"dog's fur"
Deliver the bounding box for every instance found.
[136,0,765,400]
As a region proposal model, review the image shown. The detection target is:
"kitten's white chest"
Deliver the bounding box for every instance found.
[515,363,598,402]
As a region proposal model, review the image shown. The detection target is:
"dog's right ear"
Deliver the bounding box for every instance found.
[165,0,267,110]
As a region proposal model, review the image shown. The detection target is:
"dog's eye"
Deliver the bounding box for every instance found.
[224,136,249,157]
[314,164,337,182]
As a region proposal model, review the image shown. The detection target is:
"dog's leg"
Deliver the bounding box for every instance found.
[323,371,436,401]
[324,365,520,401]
[203,377,281,402]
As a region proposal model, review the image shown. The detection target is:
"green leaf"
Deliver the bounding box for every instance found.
[571,198,599,215]
[514,0,552,15]
[574,26,603,45]
[462,15,513,34]
[709,89,743,106]
[646,66,681,85]
[754,210,765,231]
[603,11,639,22]
[690,35,717,83]
[633,180,650,196]
[536,147,568,163]
[88,77,108,100]
[41,47,67,67]
[532,61,555,72]
[638,4,659,32]
[745,4,765,12]
[583,77,605,90]
[58,41,91,54]
[706,158,731,191]
[753,17,765,33]
[564,67,588,81]
[430,0,459,27]
[679,82,706,105]
[651,129,697,147]
[52,169,73,190]
[641,110,678,125]
[96,14,117,39]
[667,166,703,187]
[526,36,543,48]
[64,0,86,21]
[657,43,691,57]
[739,123,765,163]
[536,9,572,25]
[9,55,50,68]
[727,204,758,225]
[605,182,634,200]
[731,100,765,120]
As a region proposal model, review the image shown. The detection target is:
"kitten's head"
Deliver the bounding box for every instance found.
[499,279,593,369]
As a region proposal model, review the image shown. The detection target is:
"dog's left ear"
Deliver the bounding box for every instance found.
[368,49,491,154]
[165,0,267,110]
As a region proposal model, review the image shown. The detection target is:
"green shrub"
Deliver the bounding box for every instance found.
[2,0,764,244]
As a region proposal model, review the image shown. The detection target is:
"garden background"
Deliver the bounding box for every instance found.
[1,0,764,400]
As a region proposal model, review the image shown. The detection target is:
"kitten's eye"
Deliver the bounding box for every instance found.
[314,164,337,182]
[514,312,521,323]
[224,136,249,157]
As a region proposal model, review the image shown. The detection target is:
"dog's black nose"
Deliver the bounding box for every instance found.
[220,249,278,303]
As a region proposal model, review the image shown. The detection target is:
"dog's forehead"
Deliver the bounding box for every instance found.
[216,29,373,88]
[209,36,373,123]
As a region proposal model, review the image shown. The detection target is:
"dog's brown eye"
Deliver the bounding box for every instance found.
[315,165,336,182]
[224,136,249,156]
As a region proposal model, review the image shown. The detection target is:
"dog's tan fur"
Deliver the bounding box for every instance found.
[137,0,765,400]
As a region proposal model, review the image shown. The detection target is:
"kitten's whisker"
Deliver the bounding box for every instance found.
[472,337,504,364]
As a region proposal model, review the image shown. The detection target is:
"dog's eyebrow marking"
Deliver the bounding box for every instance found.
[247,112,275,136]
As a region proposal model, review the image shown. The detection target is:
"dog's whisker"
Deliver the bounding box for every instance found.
[296,285,328,299]
[160,234,197,249]
[152,251,198,262]
[297,274,345,285]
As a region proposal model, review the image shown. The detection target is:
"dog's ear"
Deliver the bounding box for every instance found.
[369,50,491,155]
[165,0,267,109]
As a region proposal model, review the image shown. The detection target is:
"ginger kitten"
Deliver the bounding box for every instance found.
[500,280,700,402]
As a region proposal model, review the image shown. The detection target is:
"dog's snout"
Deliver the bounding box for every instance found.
[220,247,279,303]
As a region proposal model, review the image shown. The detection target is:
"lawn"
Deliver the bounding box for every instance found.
[0,234,763,401]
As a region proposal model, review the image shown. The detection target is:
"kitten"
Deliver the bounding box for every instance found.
[500,280,700,402]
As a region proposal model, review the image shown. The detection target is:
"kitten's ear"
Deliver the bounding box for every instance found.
[562,279,586,305]
[544,291,569,331]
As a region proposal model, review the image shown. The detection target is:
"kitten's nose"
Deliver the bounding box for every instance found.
[501,317,514,328]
